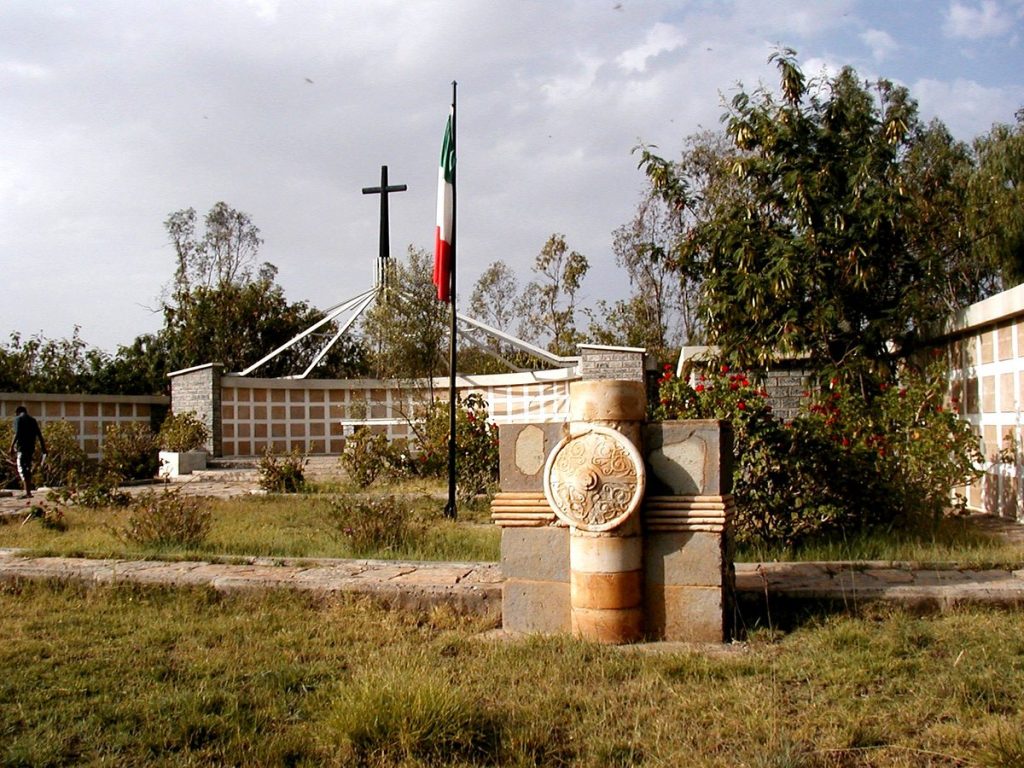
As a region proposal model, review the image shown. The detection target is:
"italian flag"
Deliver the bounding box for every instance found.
[433,111,455,302]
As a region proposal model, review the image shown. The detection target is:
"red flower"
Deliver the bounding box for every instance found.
[695,384,705,393]
[737,401,746,411]
[720,364,730,374]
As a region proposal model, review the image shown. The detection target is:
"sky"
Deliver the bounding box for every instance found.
[2,0,1023,354]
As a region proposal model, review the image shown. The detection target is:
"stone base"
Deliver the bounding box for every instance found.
[159,450,207,477]
[503,579,570,634]
[501,527,571,635]
[645,584,727,643]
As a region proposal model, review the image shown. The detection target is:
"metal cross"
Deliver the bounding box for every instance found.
[362,165,407,272]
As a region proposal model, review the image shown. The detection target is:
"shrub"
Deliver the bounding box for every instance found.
[38,420,92,488]
[1,419,92,490]
[326,495,414,555]
[340,428,391,488]
[101,422,159,481]
[21,503,67,532]
[416,393,499,503]
[655,358,982,548]
[157,411,209,453]
[48,470,132,509]
[257,448,307,493]
[121,487,211,548]
[340,429,417,488]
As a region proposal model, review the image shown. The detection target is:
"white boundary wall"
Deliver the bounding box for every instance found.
[216,369,577,457]
[941,284,1024,520]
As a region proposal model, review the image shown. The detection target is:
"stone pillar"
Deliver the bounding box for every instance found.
[643,419,734,642]
[491,422,567,634]
[168,363,223,457]
[545,379,647,644]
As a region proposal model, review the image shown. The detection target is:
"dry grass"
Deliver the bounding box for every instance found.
[2,580,1023,766]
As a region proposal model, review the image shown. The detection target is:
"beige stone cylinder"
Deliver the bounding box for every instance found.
[563,379,647,644]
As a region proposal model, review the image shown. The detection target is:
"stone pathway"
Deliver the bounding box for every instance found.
[0,548,504,617]
[734,560,1024,612]
[3,470,1024,622]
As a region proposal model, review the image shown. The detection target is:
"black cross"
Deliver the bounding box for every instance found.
[362,165,407,265]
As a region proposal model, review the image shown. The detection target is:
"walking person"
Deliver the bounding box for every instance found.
[8,406,46,499]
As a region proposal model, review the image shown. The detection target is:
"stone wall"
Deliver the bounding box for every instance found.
[169,368,579,459]
[168,363,222,456]
[937,283,1024,519]
[579,344,646,381]
[0,392,168,460]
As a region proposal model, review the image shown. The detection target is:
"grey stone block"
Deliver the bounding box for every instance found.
[498,423,565,493]
[501,527,570,582]
[503,579,571,634]
[644,584,726,642]
[644,420,733,496]
[645,531,726,587]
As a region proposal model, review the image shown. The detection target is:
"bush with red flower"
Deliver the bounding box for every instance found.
[655,357,981,548]
[417,392,499,503]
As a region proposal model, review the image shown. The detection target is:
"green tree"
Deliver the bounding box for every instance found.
[521,234,589,357]
[968,109,1024,286]
[361,247,449,381]
[161,203,367,379]
[588,181,706,359]
[638,50,998,383]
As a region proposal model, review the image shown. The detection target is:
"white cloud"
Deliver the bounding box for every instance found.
[860,28,899,62]
[943,1,1014,39]
[616,22,687,73]
[0,60,50,79]
[913,76,1024,137]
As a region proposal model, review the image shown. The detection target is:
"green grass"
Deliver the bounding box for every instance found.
[0,488,500,563]
[2,580,1024,766]
[737,515,1024,568]
[5,484,1024,569]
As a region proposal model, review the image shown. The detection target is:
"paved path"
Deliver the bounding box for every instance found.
[0,548,505,617]
[2,549,1023,618]
[734,560,1024,612]
[3,470,1024,620]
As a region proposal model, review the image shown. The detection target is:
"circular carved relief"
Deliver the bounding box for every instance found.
[543,425,646,532]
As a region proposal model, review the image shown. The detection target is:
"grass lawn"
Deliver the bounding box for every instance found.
[2,580,1024,767]
[2,480,1023,568]
[0,483,500,563]
[736,515,1024,568]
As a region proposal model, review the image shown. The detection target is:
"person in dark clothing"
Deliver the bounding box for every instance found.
[9,406,46,499]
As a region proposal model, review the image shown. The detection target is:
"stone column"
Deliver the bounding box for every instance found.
[168,363,223,457]
[545,379,647,644]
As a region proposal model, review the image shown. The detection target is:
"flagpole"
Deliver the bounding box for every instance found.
[444,81,458,520]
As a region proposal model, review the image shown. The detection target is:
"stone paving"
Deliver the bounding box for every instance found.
[3,469,1024,622]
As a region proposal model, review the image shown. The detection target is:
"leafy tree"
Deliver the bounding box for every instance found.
[588,182,705,359]
[638,50,1000,383]
[0,327,96,393]
[165,202,265,292]
[164,270,367,378]
[968,109,1024,286]
[463,261,539,373]
[520,234,589,356]
[361,247,449,382]
[160,203,367,379]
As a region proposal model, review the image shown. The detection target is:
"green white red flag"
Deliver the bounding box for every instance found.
[433,110,455,302]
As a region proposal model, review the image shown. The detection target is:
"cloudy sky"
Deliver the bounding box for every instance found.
[2,0,1023,353]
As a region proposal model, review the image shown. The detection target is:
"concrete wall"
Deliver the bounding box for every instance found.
[939,283,1024,520]
[0,392,168,460]
[168,367,579,459]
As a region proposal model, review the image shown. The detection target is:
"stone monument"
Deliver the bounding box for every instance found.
[491,345,734,643]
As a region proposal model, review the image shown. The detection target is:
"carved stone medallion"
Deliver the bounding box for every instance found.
[543,425,646,532]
